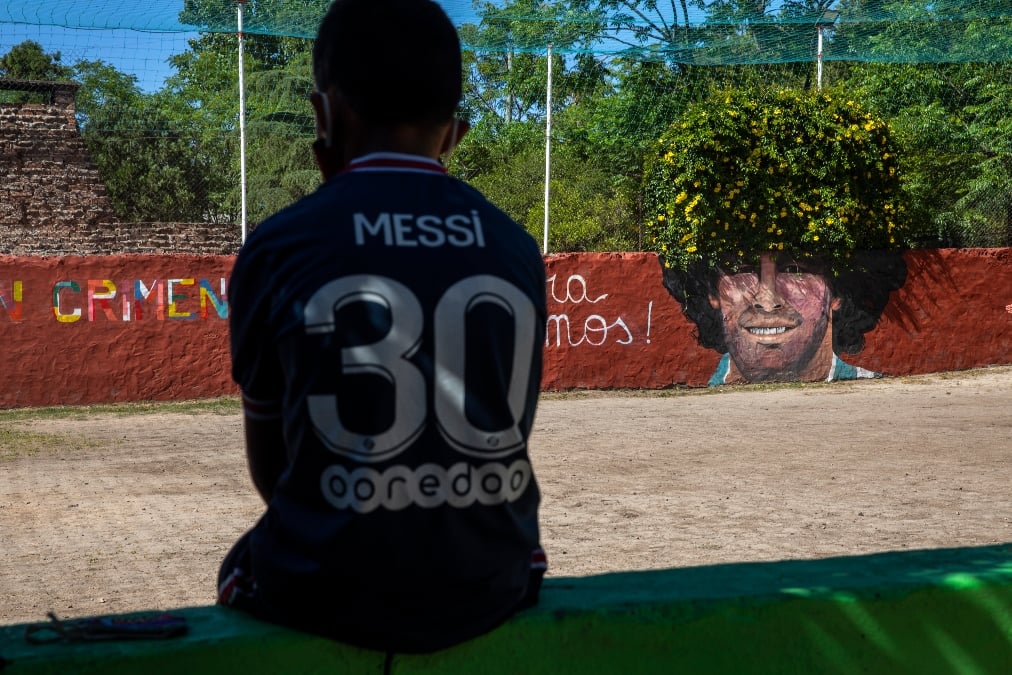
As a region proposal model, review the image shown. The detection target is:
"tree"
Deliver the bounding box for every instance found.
[0,40,72,80]
[238,51,320,224]
[161,0,330,224]
[73,60,214,223]
[561,0,837,63]
[0,40,73,103]
[469,141,637,251]
[459,0,601,125]
[831,0,1012,246]
[645,86,912,271]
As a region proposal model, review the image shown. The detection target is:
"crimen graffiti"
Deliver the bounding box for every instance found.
[0,278,227,323]
[0,279,21,322]
[0,255,237,408]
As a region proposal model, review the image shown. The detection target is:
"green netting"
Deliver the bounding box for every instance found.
[4,1,1012,63]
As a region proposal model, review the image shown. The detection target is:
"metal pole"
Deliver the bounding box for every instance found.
[817,25,824,91]
[542,44,553,255]
[238,1,249,244]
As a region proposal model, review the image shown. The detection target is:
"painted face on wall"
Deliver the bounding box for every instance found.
[709,253,841,383]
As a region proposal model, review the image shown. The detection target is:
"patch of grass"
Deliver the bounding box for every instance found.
[0,396,241,423]
[0,424,99,461]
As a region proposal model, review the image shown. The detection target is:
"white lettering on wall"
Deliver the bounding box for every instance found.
[545,273,653,348]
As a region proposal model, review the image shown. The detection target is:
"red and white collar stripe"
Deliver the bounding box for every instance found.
[343,152,447,176]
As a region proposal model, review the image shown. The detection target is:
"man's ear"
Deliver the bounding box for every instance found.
[831,296,842,311]
[709,294,721,310]
[439,118,470,157]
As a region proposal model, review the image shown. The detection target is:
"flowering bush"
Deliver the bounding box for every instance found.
[644,87,909,272]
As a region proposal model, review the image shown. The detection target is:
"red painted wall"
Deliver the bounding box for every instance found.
[542,249,1012,388]
[1,250,1009,407]
[0,255,235,408]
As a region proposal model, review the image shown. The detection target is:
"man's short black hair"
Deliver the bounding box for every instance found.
[660,251,908,355]
[313,0,462,126]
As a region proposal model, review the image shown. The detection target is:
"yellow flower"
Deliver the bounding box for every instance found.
[813,235,819,242]
[686,245,697,253]
[674,192,688,205]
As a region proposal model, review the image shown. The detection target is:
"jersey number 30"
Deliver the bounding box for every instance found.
[303,274,537,463]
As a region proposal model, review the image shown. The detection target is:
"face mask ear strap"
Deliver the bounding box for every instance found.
[320,93,334,149]
[443,118,462,165]
[312,90,334,149]
[449,119,459,151]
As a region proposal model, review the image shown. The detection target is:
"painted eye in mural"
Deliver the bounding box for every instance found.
[725,263,756,276]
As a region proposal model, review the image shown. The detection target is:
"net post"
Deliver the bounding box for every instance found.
[543,44,553,255]
[238,0,249,245]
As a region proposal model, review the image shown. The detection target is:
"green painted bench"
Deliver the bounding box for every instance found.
[2,544,1010,674]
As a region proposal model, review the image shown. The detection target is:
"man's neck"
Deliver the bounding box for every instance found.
[349,124,448,162]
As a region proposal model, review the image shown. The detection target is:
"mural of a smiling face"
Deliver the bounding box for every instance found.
[658,249,907,386]
[710,253,841,383]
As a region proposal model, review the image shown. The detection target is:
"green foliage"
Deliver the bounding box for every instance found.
[469,140,637,252]
[0,39,72,80]
[837,60,1012,246]
[164,17,321,225]
[644,86,910,272]
[179,0,326,37]
[0,40,73,103]
[240,51,320,224]
[74,60,213,222]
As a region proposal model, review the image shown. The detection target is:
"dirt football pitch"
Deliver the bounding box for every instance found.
[2,366,1010,625]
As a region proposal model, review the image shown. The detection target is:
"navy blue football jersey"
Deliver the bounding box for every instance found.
[228,152,546,650]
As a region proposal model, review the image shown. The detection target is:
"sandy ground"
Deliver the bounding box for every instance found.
[1,367,1010,626]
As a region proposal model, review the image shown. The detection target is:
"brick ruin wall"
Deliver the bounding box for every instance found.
[0,81,240,256]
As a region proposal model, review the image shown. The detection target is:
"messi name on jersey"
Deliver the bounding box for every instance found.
[354,211,486,248]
